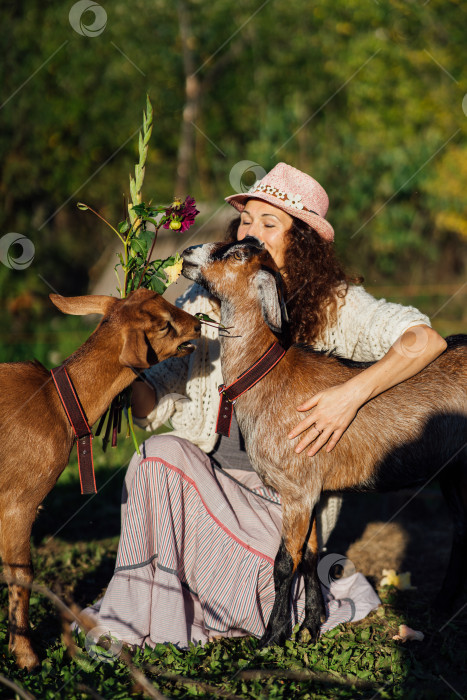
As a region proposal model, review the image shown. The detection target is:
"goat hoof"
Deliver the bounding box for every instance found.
[259,625,287,647]
[299,619,321,645]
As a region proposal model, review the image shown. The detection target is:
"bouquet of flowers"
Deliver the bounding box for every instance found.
[77,96,200,453]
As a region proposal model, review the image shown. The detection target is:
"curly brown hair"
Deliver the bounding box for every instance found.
[224,215,362,345]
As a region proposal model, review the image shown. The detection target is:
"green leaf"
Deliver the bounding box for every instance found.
[145,217,160,227]
[118,220,130,234]
[138,228,156,248]
[157,255,179,270]
[130,203,148,217]
[194,312,216,322]
[77,202,89,210]
[149,275,167,295]
[130,238,149,258]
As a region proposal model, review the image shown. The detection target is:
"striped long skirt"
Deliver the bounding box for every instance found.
[92,435,380,648]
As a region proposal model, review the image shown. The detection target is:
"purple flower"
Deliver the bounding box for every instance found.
[163,195,199,233]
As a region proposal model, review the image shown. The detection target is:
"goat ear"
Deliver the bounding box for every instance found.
[256,269,282,333]
[50,293,118,317]
[119,329,151,369]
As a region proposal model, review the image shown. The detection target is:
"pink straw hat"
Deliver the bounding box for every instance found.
[225,162,334,242]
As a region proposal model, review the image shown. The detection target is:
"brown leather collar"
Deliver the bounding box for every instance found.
[216,342,286,437]
[51,365,97,495]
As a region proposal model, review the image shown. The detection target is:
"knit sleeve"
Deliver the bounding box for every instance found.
[133,284,220,432]
[330,285,432,362]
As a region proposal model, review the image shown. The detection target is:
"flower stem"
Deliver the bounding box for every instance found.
[82,204,126,245]
[135,224,161,290]
[127,406,141,456]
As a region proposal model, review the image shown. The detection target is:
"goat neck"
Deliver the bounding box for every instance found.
[60,325,135,427]
[218,292,280,388]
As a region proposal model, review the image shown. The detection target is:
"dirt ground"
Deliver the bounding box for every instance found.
[327,485,455,603]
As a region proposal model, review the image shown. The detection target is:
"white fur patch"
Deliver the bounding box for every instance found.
[181,243,216,268]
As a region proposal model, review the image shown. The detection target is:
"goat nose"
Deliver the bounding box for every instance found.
[182,244,203,255]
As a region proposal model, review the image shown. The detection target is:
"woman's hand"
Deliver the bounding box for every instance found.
[288,382,364,456]
[287,325,447,457]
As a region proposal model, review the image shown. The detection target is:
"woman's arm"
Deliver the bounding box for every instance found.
[288,324,447,456]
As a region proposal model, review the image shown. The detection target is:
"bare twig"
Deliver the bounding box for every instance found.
[125,656,170,699]
[237,668,375,689]
[0,573,95,635]
[76,683,107,700]
[0,674,36,700]
[146,667,244,699]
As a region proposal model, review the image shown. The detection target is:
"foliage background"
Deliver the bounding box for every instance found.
[1,0,466,363]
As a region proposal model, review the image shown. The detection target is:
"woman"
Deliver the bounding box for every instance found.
[90,163,446,648]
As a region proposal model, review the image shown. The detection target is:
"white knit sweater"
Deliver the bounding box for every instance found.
[137,283,431,452]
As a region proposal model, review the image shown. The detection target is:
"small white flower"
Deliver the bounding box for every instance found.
[248,179,262,194]
[285,192,303,209]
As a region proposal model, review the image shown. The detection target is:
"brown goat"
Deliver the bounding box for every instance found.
[182,238,467,646]
[0,288,201,669]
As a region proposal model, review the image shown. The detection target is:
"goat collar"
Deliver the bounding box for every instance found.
[50,365,97,495]
[216,342,286,437]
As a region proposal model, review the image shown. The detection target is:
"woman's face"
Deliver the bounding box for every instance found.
[236,199,293,270]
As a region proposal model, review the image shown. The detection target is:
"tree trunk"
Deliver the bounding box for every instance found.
[175,0,202,196]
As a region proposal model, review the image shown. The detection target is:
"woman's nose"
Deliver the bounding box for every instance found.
[247,221,262,240]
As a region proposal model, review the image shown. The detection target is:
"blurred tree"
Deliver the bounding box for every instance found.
[0,0,465,325]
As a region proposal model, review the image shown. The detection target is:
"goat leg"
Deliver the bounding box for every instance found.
[260,498,313,647]
[1,510,39,669]
[297,516,326,643]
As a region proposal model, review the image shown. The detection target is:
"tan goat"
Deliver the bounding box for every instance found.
[181,237,467,646]
[0,288,201,669]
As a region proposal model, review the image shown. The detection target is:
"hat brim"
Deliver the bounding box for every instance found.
[225,192,334,242]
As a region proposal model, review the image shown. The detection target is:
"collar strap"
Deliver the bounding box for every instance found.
[50,365,97,495]
[216,342,286,437]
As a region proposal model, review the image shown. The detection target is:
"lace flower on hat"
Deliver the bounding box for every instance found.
[248,181,264,193]
[245,184,308,213]
[285,193,304,210]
